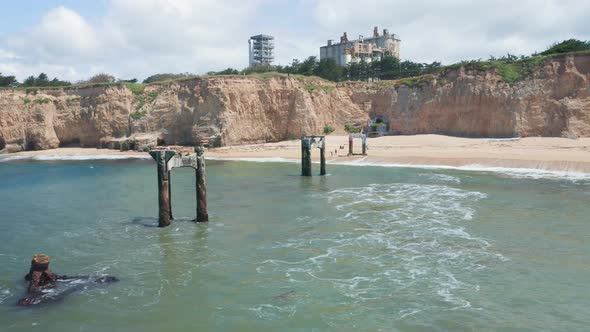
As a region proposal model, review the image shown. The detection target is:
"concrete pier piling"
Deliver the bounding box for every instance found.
[149,149,176,227]
[149,147,208,226]
[320,144,326,176]
[196,147,208,222]
[301,138,312,176]
[301,136,326,176]
[348,133,368,156]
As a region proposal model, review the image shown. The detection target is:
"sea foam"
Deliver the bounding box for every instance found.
[202,156,590,181]
[256,183,503,318]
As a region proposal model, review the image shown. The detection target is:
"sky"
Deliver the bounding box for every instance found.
[0,0,588,82]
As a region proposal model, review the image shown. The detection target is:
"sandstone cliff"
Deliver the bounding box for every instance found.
[1,53,589,152]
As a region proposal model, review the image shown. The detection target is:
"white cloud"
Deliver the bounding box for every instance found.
[310,0,590,63]
[0,0,589,81]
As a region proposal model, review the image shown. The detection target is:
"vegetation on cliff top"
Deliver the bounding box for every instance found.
[445,39,590,84]
[540,39,590,56]
[2,39,588,90]
[226,38,590,86]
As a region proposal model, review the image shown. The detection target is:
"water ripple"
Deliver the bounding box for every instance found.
[256,183,505,321]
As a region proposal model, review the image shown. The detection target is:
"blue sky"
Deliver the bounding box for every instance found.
[1,0,589,81]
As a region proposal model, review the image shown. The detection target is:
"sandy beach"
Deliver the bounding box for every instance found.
[208,135,590,173]
[4,135,590,173]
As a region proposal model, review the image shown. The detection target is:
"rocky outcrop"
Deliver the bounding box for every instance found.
[1,53,589,152]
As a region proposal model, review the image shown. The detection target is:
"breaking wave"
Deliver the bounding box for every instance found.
[331,160,590,182]
[255,183,505,321]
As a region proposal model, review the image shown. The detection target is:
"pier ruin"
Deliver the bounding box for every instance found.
[301,136,326,176]
[348,133,367,156]
[149,147,208,227]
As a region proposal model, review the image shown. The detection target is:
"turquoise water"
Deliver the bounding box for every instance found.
[0,157,589,331]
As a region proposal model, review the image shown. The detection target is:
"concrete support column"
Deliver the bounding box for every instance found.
[320,144,326,176]
[196,155,209,222]
[301,138,312,176]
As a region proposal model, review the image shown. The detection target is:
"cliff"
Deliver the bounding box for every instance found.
[1,53,589,152]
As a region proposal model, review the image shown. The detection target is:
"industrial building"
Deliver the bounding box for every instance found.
[248,34,274,67]
[320,27,401,66]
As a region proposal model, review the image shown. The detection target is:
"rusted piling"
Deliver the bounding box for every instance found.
[196,148,208,222]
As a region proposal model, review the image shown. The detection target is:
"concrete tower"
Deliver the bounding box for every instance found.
[249,34,274,67]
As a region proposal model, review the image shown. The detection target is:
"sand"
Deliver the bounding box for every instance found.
[207,135,590,173]
[4,135,590,173]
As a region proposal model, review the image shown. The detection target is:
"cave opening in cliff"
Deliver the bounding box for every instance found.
[59,138,81,148]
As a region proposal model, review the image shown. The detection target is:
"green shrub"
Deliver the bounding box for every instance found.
[344,123,361,133]
[370,123,386,130]
[319,85,335,92]
[134,95,146,110]
[22,97,32,104]
[126,83,145,95]
[33,98,51,104]
[540,39,590,56]
[130,110,146,120]
[323,124,335,134]
[147,91,159,103]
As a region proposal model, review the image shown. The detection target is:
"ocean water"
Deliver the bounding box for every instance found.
[0,157,589,331]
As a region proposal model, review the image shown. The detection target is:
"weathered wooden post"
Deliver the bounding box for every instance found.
[362,135,367,155]
[149,149,176,227]
[348,134,353,156]
[195,147,209,222]
[320,140,326,176]
[301,137,312,176]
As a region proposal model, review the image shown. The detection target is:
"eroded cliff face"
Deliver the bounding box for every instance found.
[1,53,589,152]
[352,53,590,138]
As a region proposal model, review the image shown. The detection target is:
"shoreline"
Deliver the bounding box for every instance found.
[2,135,590,176]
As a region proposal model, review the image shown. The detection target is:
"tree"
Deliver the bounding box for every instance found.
[19,73,70,87]
[540,39,590,56]
[379,56,401,79]
[85,73,116,84]
[313,58,343,82]
[213,68,239,75]
[298,56,318,76]
[22,76,36,86]
[0,73,17,87]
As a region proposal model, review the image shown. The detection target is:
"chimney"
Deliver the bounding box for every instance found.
[327,39,333,46]
[373,26,379,38]
[383,29,389,36]
[343,32,348,43]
